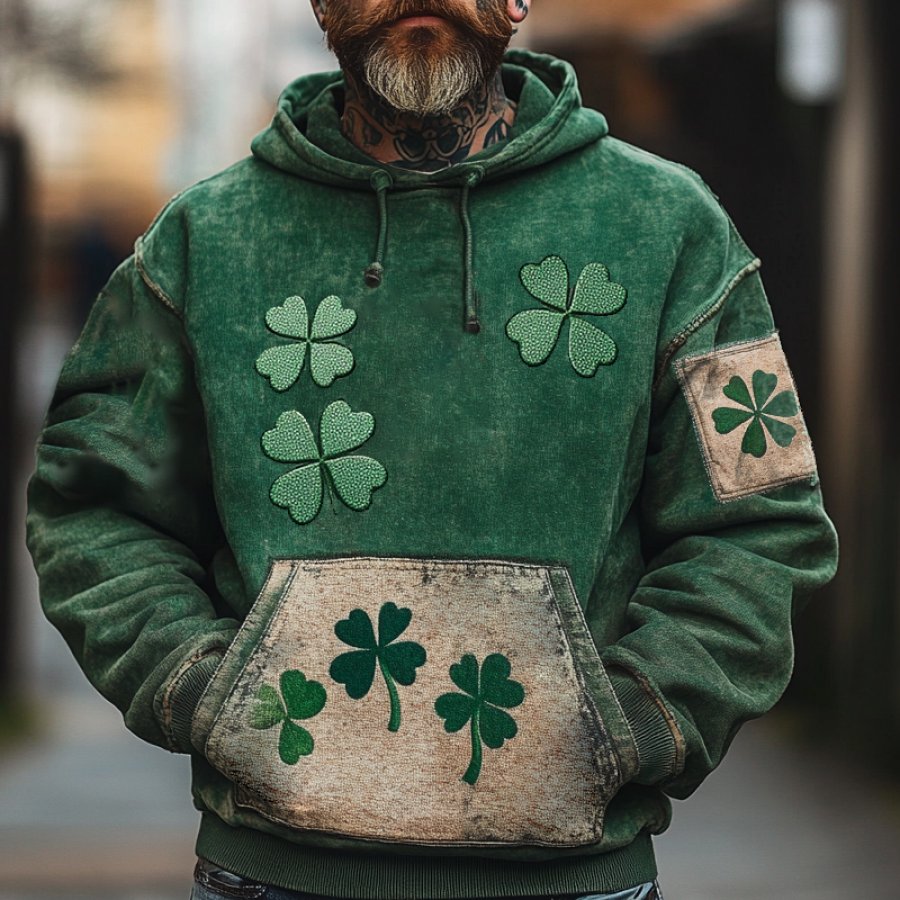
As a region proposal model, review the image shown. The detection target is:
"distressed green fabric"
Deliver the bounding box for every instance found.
[25,49,838,899]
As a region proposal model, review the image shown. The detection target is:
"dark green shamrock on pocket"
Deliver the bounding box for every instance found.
[330,601,427,732]
[434,652,525,785]
[249,670,327,765]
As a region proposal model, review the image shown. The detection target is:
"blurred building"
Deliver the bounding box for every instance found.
[158,0,334,189]
[531,0,900,767]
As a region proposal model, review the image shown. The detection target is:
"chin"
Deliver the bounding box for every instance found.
[385,20,464,58]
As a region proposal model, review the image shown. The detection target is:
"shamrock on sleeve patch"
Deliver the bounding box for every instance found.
[674,334,817,502]
[712,370,799,458]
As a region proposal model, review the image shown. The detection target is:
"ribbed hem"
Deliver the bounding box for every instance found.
[196,815,656,899]
[607,670,678,785]
[169,654,222,753]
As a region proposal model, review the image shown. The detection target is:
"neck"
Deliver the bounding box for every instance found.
[341,70,516,172]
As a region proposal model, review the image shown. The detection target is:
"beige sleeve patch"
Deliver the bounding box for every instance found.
[674,333,818,502]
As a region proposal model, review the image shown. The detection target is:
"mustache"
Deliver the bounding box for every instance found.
[324,0,513,44]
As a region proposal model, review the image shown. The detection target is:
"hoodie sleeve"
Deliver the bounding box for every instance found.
[600,192,839,797]
[25,254,239,754]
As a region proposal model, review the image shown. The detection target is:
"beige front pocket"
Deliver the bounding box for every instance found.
[191,558,637,848]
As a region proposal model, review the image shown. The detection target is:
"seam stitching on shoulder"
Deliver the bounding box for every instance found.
[673,353,724,501]
[134,239,182,319]
[653,257,761,392]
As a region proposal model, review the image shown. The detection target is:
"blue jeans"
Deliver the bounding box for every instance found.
[190,858,663,900]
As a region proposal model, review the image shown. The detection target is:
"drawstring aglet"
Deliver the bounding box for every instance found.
[464,302,481,334]
[364,262,384,287]
[365,170,392,288]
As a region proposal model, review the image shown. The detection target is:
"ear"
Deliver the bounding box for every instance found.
[310,0,327,29]
[507,0,529,25]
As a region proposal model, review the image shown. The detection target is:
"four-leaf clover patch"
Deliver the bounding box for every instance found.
[434,652,525,785]
[712,370,798,458]
[256,294,357,390]
[249,670,327,765]
[507,255,627,376]
[675,333,817,502]
[330,601,427,732]
[262,400,387,525]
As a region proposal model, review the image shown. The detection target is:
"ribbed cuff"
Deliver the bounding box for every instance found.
[607,669,678,785]
[169,653,223,754]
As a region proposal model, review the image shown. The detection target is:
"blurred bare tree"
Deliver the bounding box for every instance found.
[0,0,128,115]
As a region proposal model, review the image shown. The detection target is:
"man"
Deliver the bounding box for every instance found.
[25,2,838,899]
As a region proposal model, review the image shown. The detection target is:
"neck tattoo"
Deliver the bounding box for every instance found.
[341,71,516,173]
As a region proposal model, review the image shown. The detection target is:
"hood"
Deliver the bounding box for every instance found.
[250,50,609,331]
[251,49,608,189]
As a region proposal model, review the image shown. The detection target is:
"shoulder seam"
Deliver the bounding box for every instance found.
[134,236,183,320]
[652,257,761,393]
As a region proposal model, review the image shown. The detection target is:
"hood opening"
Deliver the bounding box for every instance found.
[250,50,609,335]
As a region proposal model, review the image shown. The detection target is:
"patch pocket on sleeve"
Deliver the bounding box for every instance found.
[674,333,818,502]
[191,558,638,849]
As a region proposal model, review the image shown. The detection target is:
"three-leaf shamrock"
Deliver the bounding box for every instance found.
[256,295,357,390]
[249,670,327,765]
[712,370,798,458]
[434,652,525,785]
[262,400,387,524]
[506,255,627,377]
[330,602,427,732]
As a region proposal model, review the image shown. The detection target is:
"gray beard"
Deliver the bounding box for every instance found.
[363,43,485,116]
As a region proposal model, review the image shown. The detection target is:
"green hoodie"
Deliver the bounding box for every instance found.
[26,50,837,898]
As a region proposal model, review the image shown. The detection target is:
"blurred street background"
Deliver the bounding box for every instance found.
[2,0,900,897]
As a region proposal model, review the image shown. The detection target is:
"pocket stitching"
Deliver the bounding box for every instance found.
[542,567,627,841]
[552,566,640,783]
[539,566,606,842]
[203,562,301,755]
[209,557,624,848]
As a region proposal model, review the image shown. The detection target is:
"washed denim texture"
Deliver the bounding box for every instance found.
[26,48,838,899]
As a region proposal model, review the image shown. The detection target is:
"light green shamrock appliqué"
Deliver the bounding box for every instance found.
[329,601,427,733]
[434,652,525,785]
[506,255,627,376]
[256,294,357,390]
[712,370,799,458]
[262,400,387,525]
[249,670,327,765]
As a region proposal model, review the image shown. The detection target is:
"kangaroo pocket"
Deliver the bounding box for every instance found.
[191,557,639,848]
